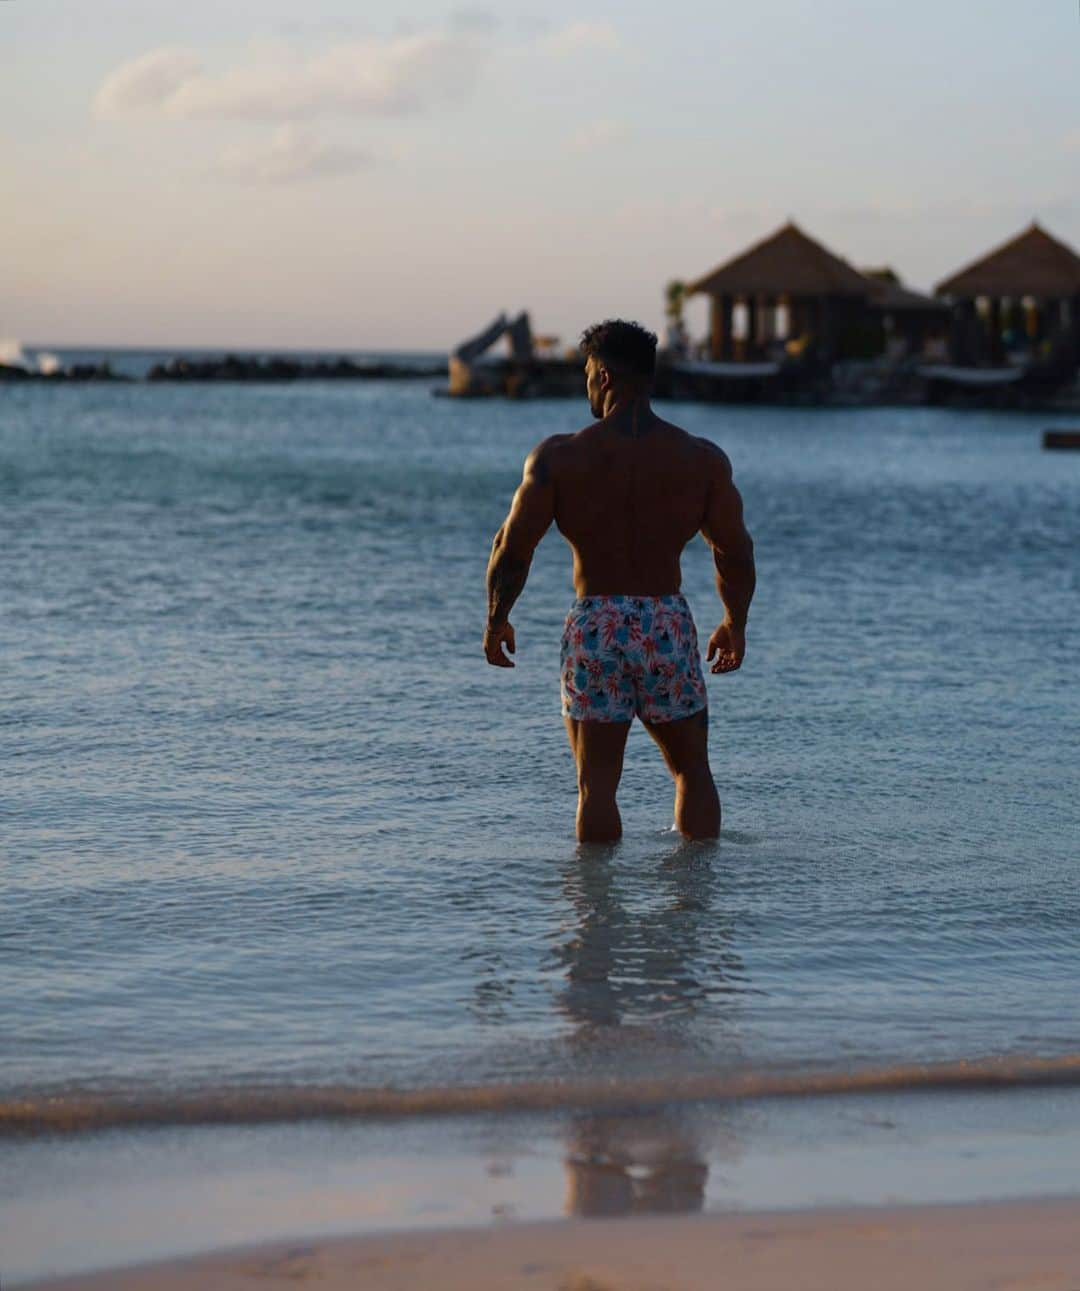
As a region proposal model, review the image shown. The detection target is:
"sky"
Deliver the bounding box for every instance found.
[2,0,1078,350]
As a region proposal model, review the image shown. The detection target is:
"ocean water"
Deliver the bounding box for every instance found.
[2,375,1078,1123]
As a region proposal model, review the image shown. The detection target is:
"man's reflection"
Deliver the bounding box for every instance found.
[554,840,743,1031]
[565,1109,710,1217]
[553,839,744,1218]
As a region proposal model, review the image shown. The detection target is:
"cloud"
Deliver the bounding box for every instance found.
[94,48,203,117]
[216,124,374,184]
[541,21,619,57]
[94,26,493,123]
[568,120,627,154]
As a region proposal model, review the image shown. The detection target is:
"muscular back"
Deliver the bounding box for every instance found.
[546,415,715,597]
[486,401,753,671]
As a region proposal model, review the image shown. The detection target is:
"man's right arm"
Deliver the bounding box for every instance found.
[483,438,560,667]
[700,442,755,673]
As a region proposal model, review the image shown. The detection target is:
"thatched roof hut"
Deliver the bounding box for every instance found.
[855,268,949,360]
[934,223,1080,369]
[686,222,888,362]
[936,223,1080,300]
[687,221,870,299]
[861,268,947,315]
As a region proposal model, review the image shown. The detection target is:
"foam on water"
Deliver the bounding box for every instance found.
[6,1053,1080,1138]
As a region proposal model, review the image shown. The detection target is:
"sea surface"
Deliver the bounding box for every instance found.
[2,364,1078,1124]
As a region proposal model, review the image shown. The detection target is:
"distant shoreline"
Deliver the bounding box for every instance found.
[0,349,446,385]
[3,344,1079,410]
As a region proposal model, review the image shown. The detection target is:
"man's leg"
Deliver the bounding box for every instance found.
[564,717,631,843]
[643,709,720,840]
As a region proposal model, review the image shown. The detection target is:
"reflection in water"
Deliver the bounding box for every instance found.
[553,838,744,1217]
[565,1109,710,1216]
[555,839,744,1030]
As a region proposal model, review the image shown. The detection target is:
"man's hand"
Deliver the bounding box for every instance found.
[484,621,516,668]
[707,621,745,674]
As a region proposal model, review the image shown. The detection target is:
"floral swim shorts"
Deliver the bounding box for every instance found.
[560,594,708,724]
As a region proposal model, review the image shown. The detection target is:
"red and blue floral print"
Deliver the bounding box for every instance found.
[560,594,708,723]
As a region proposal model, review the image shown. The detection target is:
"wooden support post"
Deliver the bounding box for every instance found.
[819,296,834,365]
[988,298,1003,366]
[1025,298,1040,355]
[950,299,974,365]
[755,294,771,348]
[788,297,805,348]
[710,294,732,361]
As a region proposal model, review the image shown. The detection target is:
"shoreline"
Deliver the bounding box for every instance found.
[28,1198,1080,1290]
[8,1083,1080,1286]
[3,350,1078,410]
[8,1050,1080,1137]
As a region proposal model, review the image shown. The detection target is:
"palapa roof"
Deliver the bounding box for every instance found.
[861,267,948,314]
[935,223,1080,299]
[687,221,871,298]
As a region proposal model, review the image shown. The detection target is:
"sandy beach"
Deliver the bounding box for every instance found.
[9,1084,1080,1286]
[32,1198,1080,1290]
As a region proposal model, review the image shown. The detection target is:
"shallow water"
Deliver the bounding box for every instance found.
[2,378,1078,1110]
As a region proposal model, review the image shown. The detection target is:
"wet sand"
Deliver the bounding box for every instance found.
[9,1087,1080,1287]
[32,1199,1080,1290]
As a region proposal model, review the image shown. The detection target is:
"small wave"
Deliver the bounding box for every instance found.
[0,337,30,368]
[0,338,60,374]
[6,1053,1080,1138]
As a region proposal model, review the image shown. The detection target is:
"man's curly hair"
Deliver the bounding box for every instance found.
[580,319,658,378]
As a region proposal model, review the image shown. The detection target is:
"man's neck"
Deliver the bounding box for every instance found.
[603,391,654,433]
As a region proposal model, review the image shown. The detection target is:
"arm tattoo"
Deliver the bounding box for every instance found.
[487,549,529,626]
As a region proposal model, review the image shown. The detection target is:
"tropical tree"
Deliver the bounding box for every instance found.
[665,279,686,325]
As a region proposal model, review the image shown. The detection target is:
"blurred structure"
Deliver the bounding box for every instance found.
[447,310,587,398]
[860,267,950,361]
[675,221,950,401]
[441,220,1080,406]
[934,222,1080,377]
[685,221,872,366]
[664,279,689,358]
[447,310,584,397]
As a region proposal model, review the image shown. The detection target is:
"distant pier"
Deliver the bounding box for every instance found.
[1043,430,1080,450]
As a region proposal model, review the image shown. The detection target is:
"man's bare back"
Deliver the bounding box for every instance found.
[484,320,755,844]
[529,412,741,601]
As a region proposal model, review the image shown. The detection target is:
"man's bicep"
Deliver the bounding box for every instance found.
[700,449,748,553]
[502,452,555,555]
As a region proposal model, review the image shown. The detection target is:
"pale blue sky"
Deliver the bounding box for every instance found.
[3,0,1078,349]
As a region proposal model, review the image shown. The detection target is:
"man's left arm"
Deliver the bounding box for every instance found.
[484,440,558,667]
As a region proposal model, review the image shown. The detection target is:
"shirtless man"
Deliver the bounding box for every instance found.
[484,319,755,844]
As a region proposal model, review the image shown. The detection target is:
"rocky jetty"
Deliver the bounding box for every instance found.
[0,361,129,382]
[146,354,444,382]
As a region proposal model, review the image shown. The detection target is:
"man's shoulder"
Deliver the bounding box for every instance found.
[524,433,575,484]
[649,419,732,473]
[528,432,577,465]
[534,431,577,453]
[692,434,733,478]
